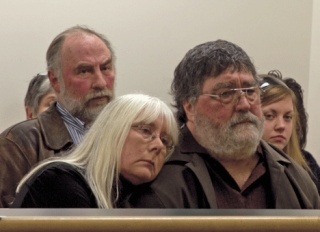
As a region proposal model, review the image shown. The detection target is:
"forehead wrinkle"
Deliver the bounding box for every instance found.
[212,82,233,91]
[75,55,112,68]
[211,79,257,91]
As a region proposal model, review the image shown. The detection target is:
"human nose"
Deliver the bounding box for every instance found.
[274,117,285,131]
[234,91,251,111]
[92,69,108,89]
[149,135,166,152]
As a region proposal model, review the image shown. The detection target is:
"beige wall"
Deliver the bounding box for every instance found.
[0,0,318,161]
[307,0,320,162]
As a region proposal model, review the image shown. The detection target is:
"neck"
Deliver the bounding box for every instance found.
[218,154,259,189]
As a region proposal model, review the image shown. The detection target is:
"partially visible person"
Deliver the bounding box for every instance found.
[259,70,308,168]
[24,73,56,119]
[11,94,179,208]
[284,78,320,185]
[259,70,320,191]
[284,77,320,165]
[125,40,320,209]
[0,25,116,207]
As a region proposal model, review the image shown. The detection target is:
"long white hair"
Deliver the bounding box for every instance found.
[16,93,179,208]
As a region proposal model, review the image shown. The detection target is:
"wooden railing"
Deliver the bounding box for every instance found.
[1,209,319,232]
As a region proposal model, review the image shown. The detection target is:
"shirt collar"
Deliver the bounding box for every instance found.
[56,102,86,134]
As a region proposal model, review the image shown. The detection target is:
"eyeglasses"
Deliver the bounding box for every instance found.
[131,124,174,153]
[201,86,260,105]
[259,75,289,90]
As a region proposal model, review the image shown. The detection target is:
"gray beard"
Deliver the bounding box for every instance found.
[194,111,264,161]
[59,89,114,127]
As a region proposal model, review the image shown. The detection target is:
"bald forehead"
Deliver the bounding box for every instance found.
[62,32,108,52]
[59,32,112,66]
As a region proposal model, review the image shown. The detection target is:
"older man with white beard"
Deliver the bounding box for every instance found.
[125,40,320,209]
[0,25,115,207]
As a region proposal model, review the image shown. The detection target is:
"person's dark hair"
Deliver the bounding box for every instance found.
[24,73,53,115]
[171,39,257,126]
[46,25,115,80]
[259,70,288,89]
[284,77,308,149]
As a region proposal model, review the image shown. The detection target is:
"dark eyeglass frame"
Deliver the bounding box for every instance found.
[131,124,174,153]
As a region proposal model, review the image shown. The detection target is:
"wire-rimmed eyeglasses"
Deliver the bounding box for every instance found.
[131,124,174,153]
[201,86,261,105]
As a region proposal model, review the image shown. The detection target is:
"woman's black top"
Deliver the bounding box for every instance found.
[11,162,97,208]
[302,149,320,193]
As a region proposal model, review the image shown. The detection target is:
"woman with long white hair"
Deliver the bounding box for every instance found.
[11,93,179,208]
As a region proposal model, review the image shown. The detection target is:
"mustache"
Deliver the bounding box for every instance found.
[230,112,260,127]
[85,89,114,102]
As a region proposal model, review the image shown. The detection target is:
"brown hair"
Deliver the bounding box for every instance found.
[260,71,310,171]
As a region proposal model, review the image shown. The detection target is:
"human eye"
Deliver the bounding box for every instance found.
[284,114,293,122]
[219,89,235,100]
[101,63,112,72]
[263,112,275,120]
[160,135,169,146]
[160,135,173,149]
[138,125,153,137]
[244,88,256,96]
[76,66,92,76]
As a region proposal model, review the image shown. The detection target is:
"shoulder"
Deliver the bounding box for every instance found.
[302,149,319,166]
[0,104,72,155]
[262,141,319,194]
[34,162,86,185]
[0,118,40,141]
[126,151,208,208]
[260,140,293,165]
[12,162,95,208]
[160,149,204,182]
[0,105,60,142]
[26,162,85,187]
[152,155,206,193]
[261,141,308,175]
[0,118,43,163]
[302,149,320,191]
[157,140,212,186]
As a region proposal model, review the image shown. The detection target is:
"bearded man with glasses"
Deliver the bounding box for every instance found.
[126,40,320,209]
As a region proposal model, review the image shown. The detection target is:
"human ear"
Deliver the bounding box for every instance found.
[25,106,34,120]
[48,70,60,94]
[183,100,195,123]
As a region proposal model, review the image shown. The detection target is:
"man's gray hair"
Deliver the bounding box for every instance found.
[46,25,115,80]
[171,39,257,126]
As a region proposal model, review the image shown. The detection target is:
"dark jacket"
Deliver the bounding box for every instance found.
[302,149,320,192]
[10,162,97,208]
[0,104,74,207]
[127,127,320,209]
